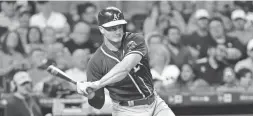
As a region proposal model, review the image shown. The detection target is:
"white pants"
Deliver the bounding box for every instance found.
[112,95,175,116]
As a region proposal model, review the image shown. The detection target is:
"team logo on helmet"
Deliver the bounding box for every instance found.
[113,13,120,21]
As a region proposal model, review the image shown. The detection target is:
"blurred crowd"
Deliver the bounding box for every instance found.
[1,0,253,115]
[144,1,253,95]
[0,1,102,116]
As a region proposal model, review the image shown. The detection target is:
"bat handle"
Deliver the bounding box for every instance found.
[86,87,94,94]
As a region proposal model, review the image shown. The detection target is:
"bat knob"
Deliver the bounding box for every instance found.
[86,87,94,94]
[46,65,58,75]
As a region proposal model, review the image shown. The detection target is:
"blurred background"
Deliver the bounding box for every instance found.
[1,0,253,116]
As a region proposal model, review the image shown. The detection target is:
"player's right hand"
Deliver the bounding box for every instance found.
[76,81,95,99]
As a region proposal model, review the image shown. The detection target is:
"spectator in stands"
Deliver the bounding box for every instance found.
[149,44,180,94]
[65,49,91,90]
[236,68,253,90]
[145,32,163,47]
[143,2,159,36]
[17,1,37,16]
[16,10,31,46]
[48,42,72,71]
[194,45,228,86]
[126,20,137,33]
[208,17,246,64]
[1,31,26,55]
[177,63,209,93]
[129,13,147,33]
[149,44,180,84]
[30,1,67,34]
[156,15,170,36]
[164,26,194,68]
[216,3,233,32]
[220,3,232,19]
[28,48,50,89]
[0,31,28,77]
[29,48,71,97]
[244,12,253,31]
[56,22,71,43]
[27,27,43,44]
[42,26,57,46]
[42,26,71,65]
[227,9,252,46]
[64,21,96,54]
[77,2,97,26]
[181,1,195,24]
[64,3,80,30]
[159,1,186,34]
[231,9,246,30]
[233,1,245,11]
[42,27,71,68]
[209,2,233,32]
[28,47,71,98]
[216,66,244,92]
[235,39,253,73]
[5,71,43,116]
[25,26,44,53]
[234,1,253,13]
[143,1,186,35]
[187,3,233,34]
[0,1,19,31]
[184,9,212,59]
[27,48,64,97]
[157,63,209,94]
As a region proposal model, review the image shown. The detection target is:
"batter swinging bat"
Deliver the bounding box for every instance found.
[46,65,93,94]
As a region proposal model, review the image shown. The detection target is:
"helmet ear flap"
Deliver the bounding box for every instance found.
[98,26,105,34]
[123,24,127,33]
[10,80,17,92]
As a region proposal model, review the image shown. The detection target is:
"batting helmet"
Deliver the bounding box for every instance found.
[98,7,127,27]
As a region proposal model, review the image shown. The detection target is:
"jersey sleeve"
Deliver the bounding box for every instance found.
[125,33,148,57]
[86,58,105,109]
[87,59,103,82]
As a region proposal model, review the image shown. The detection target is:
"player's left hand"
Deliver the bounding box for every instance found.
[77,81,94,96]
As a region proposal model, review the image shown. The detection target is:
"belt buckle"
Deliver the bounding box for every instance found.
[128,100,134,107]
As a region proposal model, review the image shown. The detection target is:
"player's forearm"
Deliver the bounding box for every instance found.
[93,54,142,90]
[96,62,130,89]
[98,68,128,88]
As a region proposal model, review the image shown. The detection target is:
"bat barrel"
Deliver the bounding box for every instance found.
[46,65,94,94]
[46,65,76,84]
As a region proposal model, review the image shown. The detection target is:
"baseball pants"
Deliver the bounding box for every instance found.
[112,94,175,116]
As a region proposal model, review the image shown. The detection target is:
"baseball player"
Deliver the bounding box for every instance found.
[76,7,175,116]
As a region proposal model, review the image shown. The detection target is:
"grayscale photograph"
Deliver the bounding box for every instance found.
[0,1,253,116]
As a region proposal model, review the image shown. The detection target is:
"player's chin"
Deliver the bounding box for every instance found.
[111,37,122,43]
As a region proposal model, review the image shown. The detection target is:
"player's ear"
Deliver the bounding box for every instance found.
[98,26,105,34]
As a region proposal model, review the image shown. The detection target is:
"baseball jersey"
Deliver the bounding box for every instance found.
[87,32,154,108]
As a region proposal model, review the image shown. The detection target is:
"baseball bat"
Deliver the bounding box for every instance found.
[46,65,93,94]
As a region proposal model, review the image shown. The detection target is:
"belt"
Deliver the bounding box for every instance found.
[119,94,155,107]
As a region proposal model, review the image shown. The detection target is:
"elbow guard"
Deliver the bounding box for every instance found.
[88,95,105,109]
[88,89,105,109]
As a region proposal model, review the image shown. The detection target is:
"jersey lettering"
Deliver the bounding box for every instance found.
[133,62,143,73]
[133,65,140,73]
[127,41,137,52]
